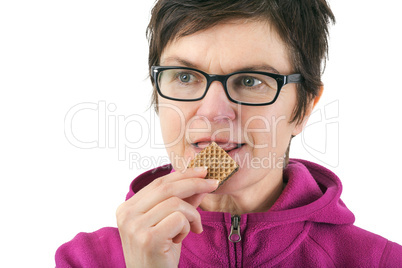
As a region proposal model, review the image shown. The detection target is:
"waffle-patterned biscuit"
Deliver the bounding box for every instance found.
[188,142,239,187]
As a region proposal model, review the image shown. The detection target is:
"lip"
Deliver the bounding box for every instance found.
[191,139,245,157]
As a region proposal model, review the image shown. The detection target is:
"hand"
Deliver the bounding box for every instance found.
[116,167,219,268]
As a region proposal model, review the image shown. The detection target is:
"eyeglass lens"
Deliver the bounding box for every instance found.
[157,69,278,104]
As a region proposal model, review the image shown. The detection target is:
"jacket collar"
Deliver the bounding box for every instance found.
[126,159,355,225]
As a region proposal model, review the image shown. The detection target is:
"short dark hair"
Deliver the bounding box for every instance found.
[147,0,335,124]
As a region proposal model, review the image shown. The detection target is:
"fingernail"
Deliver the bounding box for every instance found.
[194,166,208,172]
[205,179,220,185]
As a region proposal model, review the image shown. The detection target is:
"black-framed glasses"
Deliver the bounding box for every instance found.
[151,66,303,106]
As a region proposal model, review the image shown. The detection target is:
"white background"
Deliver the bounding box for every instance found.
[1,1,401,267]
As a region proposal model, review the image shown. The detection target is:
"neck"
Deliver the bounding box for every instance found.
[200,169,285,215]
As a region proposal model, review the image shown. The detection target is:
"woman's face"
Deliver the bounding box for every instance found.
[158,20,307,194]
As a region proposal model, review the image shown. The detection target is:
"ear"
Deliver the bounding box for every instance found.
[291,85,324,136]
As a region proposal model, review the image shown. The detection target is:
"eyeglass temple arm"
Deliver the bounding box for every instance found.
[286,74,303,84]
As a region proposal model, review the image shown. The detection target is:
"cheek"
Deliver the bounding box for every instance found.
[242,106,295,156]
[244,116,287,150]
[158,102,187,147]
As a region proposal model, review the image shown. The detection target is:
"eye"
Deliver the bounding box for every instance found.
[179,73,193,83]
[242,76,262,87]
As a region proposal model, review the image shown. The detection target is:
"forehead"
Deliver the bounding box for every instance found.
[161,20,292,75]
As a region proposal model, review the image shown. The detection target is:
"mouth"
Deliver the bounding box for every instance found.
[191,141,245,157]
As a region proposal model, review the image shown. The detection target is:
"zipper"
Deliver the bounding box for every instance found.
[228,215,241,243]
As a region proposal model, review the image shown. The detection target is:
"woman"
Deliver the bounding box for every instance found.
[56,0,402,267]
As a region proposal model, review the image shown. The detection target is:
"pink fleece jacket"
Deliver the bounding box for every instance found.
[56,159,402,267]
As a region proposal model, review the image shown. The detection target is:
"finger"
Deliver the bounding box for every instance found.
[184,192,208,208]
[148,167,209,190]
[141,196,203,234]
[129,167,208,204]
[153,211,191,244]
[135,177,219,213]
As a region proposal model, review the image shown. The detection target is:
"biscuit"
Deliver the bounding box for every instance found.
[188,142,239,187]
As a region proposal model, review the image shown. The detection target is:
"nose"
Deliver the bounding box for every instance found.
[195,81,236,122]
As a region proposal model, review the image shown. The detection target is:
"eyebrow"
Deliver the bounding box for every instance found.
[161,57,198,69]
[161,56,281,75]
[238,65,280,75]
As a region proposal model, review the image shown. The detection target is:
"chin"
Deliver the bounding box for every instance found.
[210,168,249,194]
